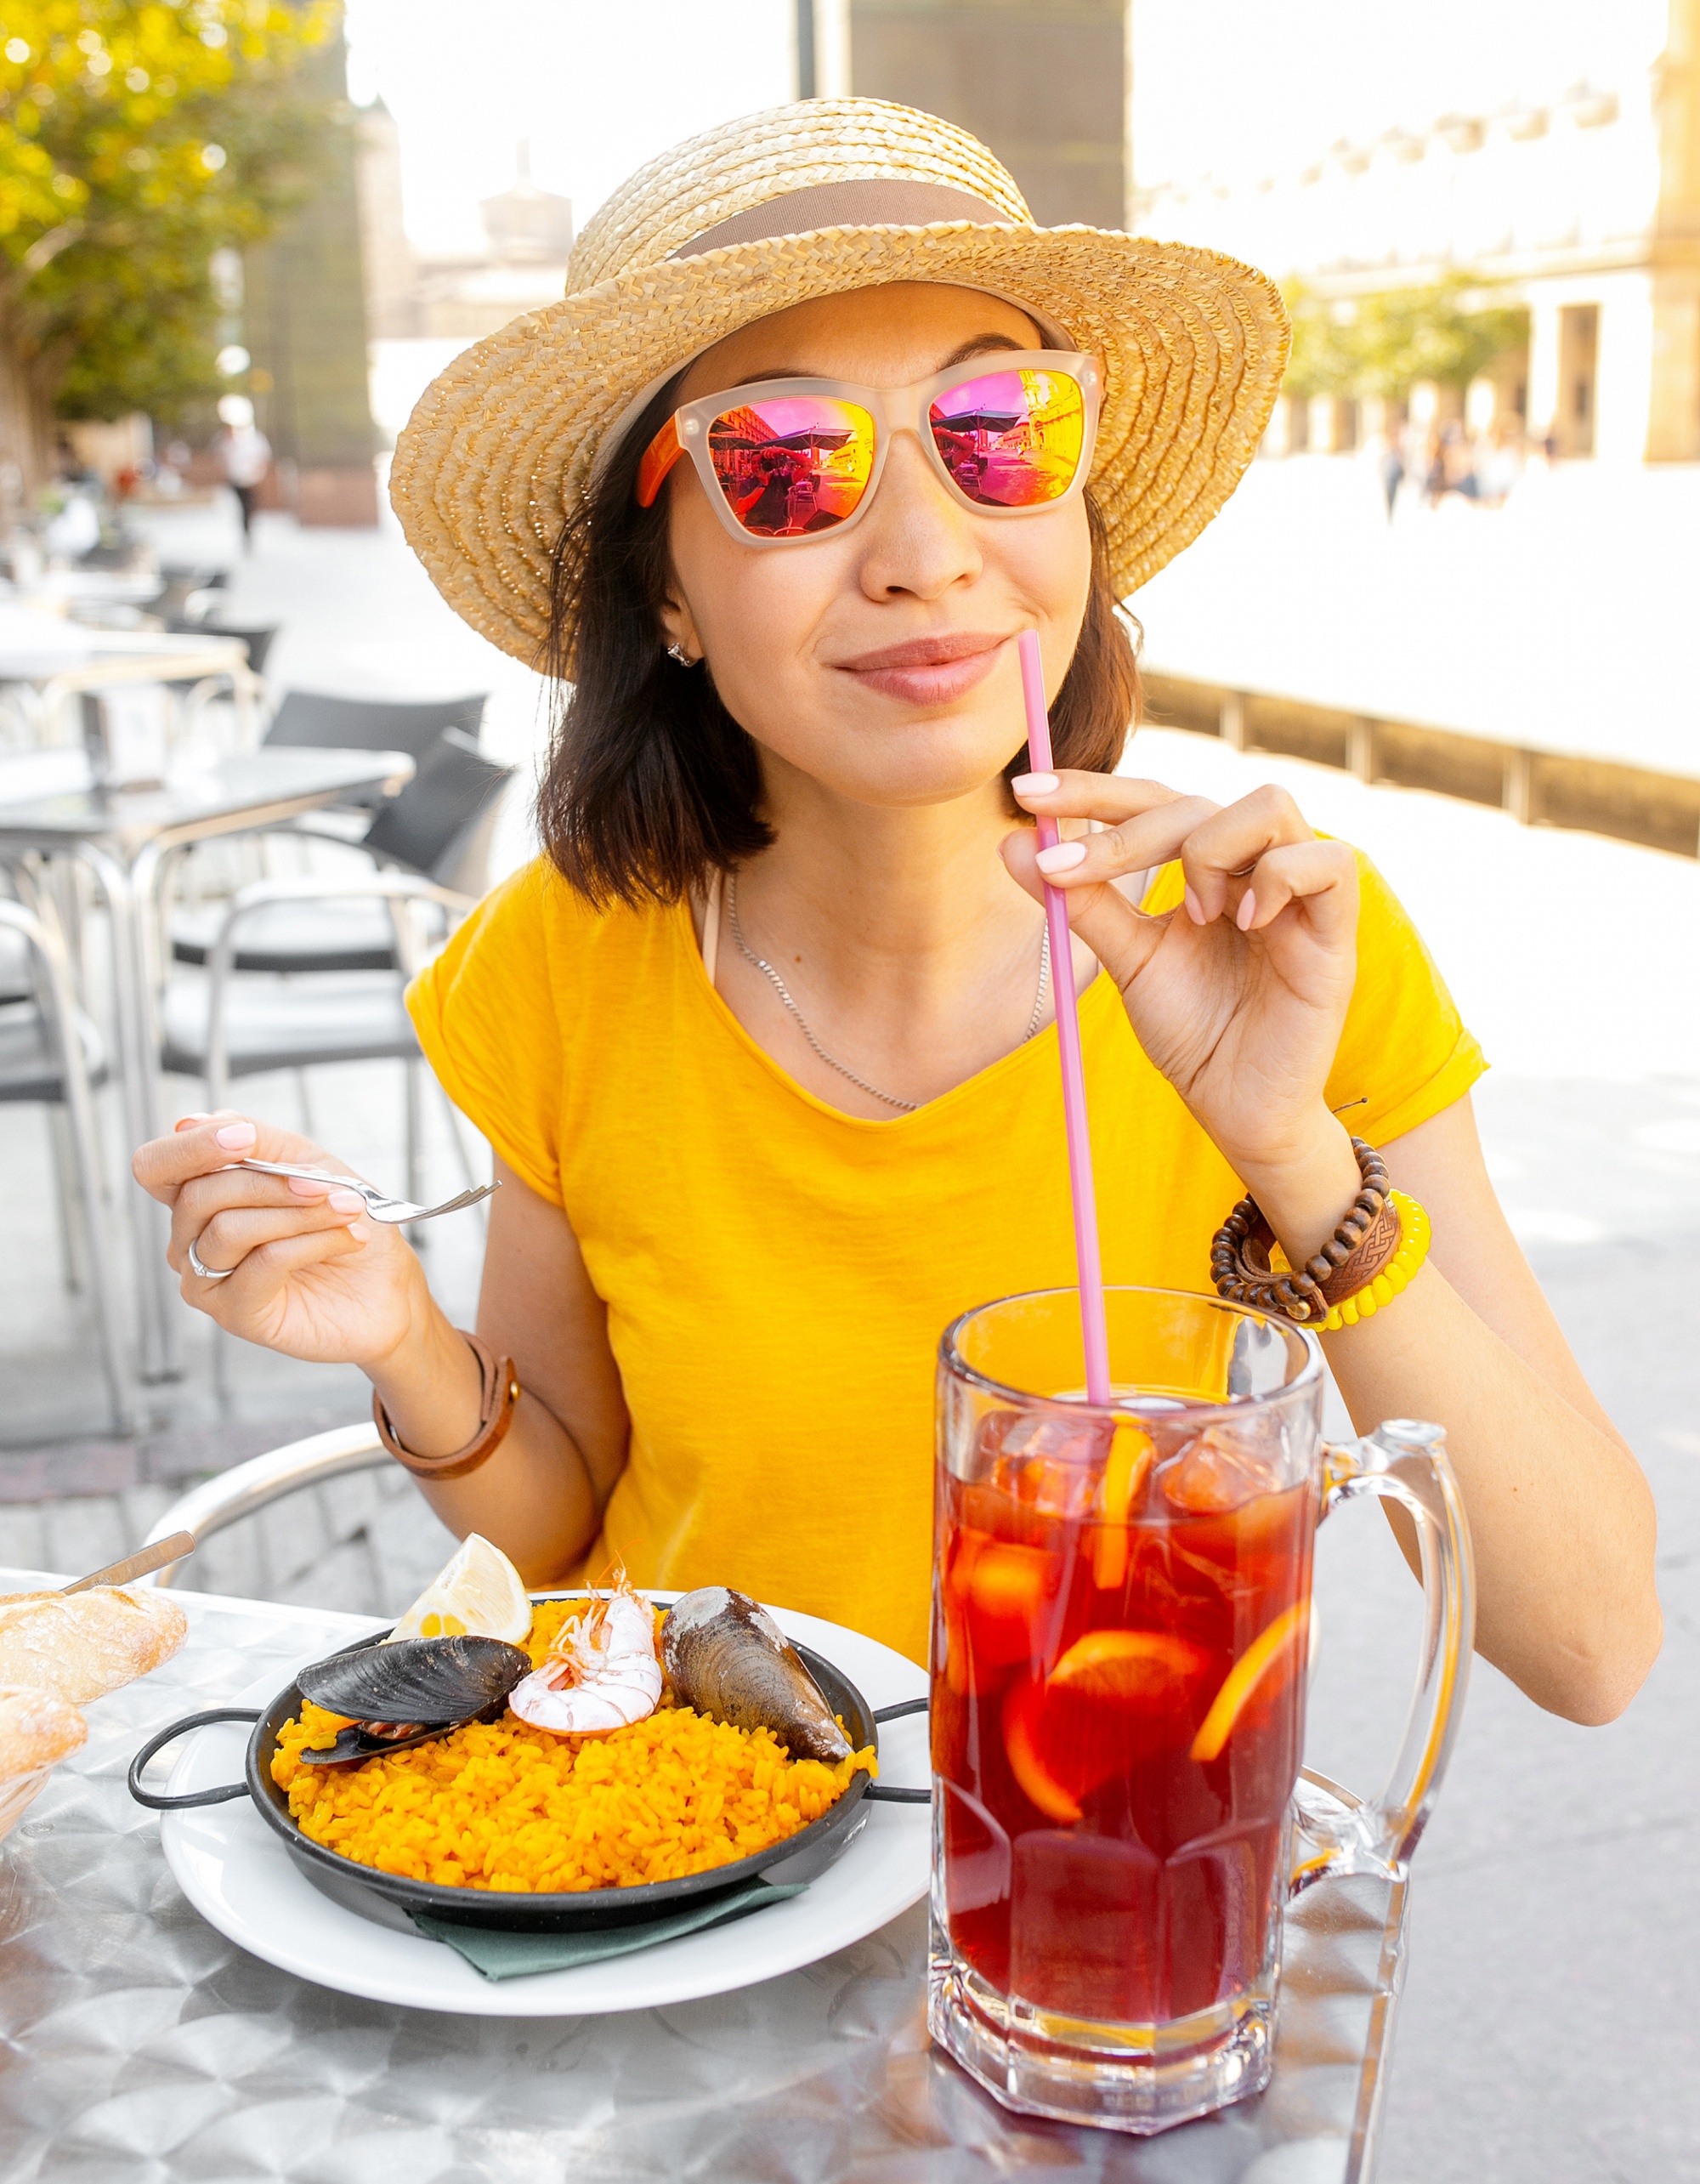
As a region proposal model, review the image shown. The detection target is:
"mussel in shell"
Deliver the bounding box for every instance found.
[661,1587,852,1764]
[295,1633,531,1767]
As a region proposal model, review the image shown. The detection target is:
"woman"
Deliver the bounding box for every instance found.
[135,101,1658,1718]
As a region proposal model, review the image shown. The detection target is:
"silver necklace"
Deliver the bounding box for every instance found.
[725,870,1051,1114]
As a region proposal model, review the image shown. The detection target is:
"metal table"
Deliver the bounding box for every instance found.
[0,748,414,1381]
[0,1580,1409,2182]
[0,627,261,749]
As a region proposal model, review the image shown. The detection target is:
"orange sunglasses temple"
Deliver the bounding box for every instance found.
[635,417,683,509]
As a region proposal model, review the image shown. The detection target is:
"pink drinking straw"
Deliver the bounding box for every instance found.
[1018,629,1113,1406]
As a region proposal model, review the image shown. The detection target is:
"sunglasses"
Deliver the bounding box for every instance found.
[636,350,1101,546]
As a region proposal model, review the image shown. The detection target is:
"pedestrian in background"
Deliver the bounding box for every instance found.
[212,394,271,547]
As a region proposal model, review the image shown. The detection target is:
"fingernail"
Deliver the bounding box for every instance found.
[1236,890,1258,932]
[1035,840,1087,875]
[214,1121,257,1149]
[1012,772,1058,796]
[288,1175,328,1196]
[328,1188,366,1214]
[346,1217,371,1241]
[1183,886,1205,925]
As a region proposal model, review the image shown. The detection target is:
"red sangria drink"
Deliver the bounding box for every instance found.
[929,1289,1473,2134]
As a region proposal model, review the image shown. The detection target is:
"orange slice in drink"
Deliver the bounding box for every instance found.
[1047,1626,1210,1719]
[955,1537,1057,1667]
[1090,1423,1154,1591]
[1188,1602,1310,1763]
[1000,1678,1082,1824]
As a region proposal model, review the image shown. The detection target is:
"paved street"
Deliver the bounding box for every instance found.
[1138,455,1700,779]
[1,499,1694,2178]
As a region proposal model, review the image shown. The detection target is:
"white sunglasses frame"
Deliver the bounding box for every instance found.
[653,349,1102,548]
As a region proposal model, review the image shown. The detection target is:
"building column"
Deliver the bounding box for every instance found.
[1525,296,1562,446]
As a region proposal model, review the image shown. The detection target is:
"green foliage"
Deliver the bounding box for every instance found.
[0,1,335,425]
[1284,274,1529,400]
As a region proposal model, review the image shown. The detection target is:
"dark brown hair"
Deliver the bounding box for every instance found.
[538,374,1142,908]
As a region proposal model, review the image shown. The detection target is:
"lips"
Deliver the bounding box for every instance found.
[830,630,1009,706]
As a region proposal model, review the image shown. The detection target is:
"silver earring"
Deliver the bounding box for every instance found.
[666,643,695,666]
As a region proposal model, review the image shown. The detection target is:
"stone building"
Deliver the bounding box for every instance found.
[1130,0,1700,465]
[356,111,574,348]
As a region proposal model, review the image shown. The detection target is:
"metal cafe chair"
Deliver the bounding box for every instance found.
[0,896,133,1431]
[167,730,514,979]
[136,1421,388,1589]
[156,869,480,1214]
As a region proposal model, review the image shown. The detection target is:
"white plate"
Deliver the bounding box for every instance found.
[160,1597,932,2016]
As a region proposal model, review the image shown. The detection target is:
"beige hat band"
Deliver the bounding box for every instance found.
[671,178,1012,259]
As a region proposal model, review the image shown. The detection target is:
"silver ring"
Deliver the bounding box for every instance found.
[187,1234,234,1282]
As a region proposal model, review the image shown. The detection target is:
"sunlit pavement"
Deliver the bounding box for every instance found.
[1138,455,1700,775]
[2,498,1694,2177]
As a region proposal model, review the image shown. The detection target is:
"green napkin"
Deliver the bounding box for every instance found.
[407,1878,808,1981]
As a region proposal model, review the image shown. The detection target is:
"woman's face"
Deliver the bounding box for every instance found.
[660,283,1093,813]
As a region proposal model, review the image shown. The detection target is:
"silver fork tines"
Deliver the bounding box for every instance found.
[233,1159,500,1225]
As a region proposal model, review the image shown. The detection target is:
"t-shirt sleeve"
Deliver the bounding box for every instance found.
[405,859,566,1203]
[1141,847,1486,1143]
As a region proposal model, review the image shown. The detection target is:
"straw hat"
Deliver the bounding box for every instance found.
[390,98,1289,671]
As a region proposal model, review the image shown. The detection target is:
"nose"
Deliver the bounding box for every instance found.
[853,428,983,603]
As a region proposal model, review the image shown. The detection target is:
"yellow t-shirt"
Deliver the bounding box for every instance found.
[408,853,1483,1664]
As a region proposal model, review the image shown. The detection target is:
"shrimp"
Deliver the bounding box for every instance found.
[508,1569,661,1734]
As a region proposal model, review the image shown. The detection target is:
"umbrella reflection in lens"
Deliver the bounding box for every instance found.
[929,369,1086,509]
[707,396,876,536]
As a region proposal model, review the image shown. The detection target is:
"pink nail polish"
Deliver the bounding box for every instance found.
[327,1188,365,1213]
[1035,840,1086,875]
[1236,890,1258,932]
[214,1121,257,1149]
[1012,772,1059,796]
[1184,886,1205,925]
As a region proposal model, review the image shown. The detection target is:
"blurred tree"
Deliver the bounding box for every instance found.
[1284,274,1529,400]
[0,0,333,493]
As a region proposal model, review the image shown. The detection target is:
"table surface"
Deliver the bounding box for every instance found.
[0,746,413,853]
[0,627,251,684]
[0,1580,1408,2184]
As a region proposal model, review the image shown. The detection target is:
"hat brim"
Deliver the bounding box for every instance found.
[388,221,1290,671]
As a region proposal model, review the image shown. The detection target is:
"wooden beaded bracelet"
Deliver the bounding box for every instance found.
[1210,1137,1431,1330]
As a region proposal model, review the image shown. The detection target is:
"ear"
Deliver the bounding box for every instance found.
[657,587,702,666]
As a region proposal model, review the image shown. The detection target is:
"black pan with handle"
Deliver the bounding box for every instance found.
[129,1614,930,1935]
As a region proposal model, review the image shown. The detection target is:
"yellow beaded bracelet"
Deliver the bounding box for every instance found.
[1318,1190,1431,1331]
[1210,1138,1432,1330]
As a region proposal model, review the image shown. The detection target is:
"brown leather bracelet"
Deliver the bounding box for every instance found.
[1210,1138,1401,1325]
[373,1331,520,1480]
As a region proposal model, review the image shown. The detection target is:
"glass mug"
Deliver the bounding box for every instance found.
[929,1286,1474,2134]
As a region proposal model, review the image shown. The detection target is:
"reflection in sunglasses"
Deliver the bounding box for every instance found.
[708,397,875,537]
[694,366,1089,538]
[930,369,1086,511]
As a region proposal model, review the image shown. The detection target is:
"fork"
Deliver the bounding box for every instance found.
[233,1159,500,1225]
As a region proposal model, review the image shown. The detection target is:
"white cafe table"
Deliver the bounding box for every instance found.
[0,746,414,1381]
[0,618,262,746]
[0,1572,1412,2181]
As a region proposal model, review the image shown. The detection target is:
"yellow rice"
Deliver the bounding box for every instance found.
[269,1597,876,1893]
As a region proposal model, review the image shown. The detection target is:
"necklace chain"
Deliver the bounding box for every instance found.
[724,871,1051,1114]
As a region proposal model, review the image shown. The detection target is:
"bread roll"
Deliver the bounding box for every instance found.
[0,1586,188,1706]
[0,1684,86,1781]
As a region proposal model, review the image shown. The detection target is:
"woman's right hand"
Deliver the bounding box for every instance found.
[132,1111,428,1369]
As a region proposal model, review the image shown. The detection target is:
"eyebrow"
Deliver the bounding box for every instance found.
[722,332,1032,393]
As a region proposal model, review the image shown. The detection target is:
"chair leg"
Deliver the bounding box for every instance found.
[59,1080,134,1437]
[46,1104,87,1293]
[404,1056,427,1251]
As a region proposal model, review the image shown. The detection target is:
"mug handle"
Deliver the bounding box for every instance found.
[1291,1419,1476,1892]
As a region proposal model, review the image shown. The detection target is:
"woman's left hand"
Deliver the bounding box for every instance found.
[1003,772,1359,1187]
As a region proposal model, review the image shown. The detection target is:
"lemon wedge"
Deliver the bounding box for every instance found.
[388,1534,531,1644]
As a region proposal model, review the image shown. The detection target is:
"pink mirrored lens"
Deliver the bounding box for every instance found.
[929,368,1087,508]
[706,395,876,537]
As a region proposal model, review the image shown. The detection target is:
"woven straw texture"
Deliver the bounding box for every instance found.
[389,99,1291,670]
